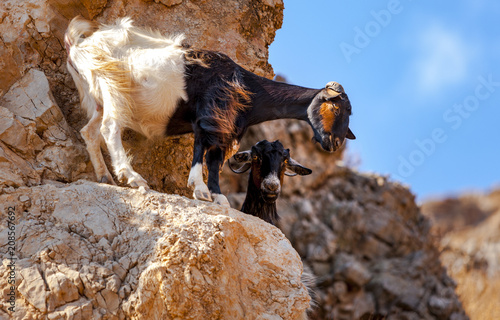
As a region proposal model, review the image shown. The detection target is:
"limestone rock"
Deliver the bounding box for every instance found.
[17,265,48,313]
[0,39,22,98]
[0,69,91,188]
[0,181,310,319]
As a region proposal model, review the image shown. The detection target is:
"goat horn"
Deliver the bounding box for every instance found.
[228,159,251,174]
[228,150,252,174]
[233,150,252,163]
[325,81,344,94]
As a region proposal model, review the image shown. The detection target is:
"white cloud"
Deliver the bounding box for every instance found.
[412,23,471,95]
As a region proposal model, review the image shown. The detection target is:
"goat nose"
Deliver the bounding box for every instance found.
[265,181,280,192]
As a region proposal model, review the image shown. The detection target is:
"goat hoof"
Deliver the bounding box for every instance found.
[99,175,116,185]
[130,180,149,189]
[100,176,110,184]
[194,189,212,202]
[128,173,149,189]
[212,194,230,207]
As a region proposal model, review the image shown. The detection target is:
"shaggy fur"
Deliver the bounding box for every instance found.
[67,16,187,138]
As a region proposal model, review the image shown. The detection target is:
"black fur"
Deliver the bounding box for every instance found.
[241,178,279,225]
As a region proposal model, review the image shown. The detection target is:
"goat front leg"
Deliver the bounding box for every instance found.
[188,135,212,202]
[100,114,149,190]
[205,147,230,207]
[80,108,115,185]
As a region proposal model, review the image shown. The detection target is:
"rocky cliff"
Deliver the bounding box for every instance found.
[0,181,310,319]
[422,189,500,320]
[0,0,470,319]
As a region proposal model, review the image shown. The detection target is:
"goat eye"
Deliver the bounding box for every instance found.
[252,155,259,161]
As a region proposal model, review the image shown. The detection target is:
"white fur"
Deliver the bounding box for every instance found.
[69,17,187,138]
[187,163,212,201]
[66,17,187,188]
[261,172,281,194]
[79,107,114,184]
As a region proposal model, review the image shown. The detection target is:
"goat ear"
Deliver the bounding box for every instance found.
[285,157,312,176]
[346,128,356,140]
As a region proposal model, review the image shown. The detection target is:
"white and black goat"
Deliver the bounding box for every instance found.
[65,17,355,207]
[230,140,311,225]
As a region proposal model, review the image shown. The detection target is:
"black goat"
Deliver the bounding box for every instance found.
[65,17,355,207]
[230,140,312,225]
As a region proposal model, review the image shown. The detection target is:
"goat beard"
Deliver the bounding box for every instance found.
[241,190,279,225]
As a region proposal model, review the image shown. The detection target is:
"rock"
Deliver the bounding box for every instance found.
[0,39,22,97]
[0,181,310,319]
[0,69,91,188]
[423,189,500,320]
[0,140,41,187]
[46,272,80,310]
[0,107,45,157]
[275,168,468,320]
[336,257,372,287]
[368,273,423,311]
[2,69,63,130]
[17,265,48,313]
[428,295,454,319]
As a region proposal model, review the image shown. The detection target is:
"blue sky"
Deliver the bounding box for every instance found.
[268,0,500,201]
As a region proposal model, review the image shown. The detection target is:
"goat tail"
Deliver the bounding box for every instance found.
[65,16,99,53]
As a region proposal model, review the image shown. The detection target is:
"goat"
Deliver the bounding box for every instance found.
[65,16,355,207]
[230,140,312,225]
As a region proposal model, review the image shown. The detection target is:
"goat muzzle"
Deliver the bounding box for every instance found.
[261,179,281,202]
